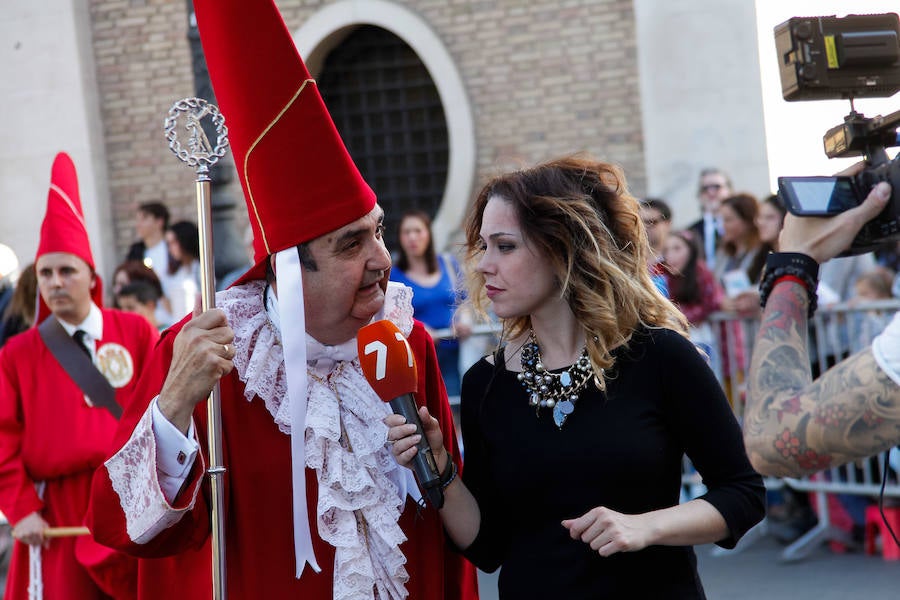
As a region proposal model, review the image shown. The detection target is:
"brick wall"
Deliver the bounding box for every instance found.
[89,0,197,263]
[280,0,646,191]
[88,0,645,262]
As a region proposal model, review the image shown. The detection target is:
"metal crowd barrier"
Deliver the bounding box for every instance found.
[437,299,900,561]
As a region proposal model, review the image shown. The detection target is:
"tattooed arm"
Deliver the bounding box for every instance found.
[743,176,898,477]
[743,280,900,477]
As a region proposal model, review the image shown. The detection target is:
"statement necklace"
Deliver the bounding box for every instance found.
[517,330,595,429]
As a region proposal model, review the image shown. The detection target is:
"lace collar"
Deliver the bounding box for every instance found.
[218,280,414,431]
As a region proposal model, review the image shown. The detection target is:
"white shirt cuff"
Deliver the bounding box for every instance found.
[872,312,900,388]
[150,396,199,501]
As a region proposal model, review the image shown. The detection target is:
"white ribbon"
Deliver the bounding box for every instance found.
[275,249,321,577]
[306,336,357,376]
[28,545,42,600]
[28,482,47,600]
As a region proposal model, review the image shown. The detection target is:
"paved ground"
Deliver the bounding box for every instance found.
[477,535,900,599]
[4,525,898,597]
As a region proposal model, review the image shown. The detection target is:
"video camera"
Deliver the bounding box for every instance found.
[774,13,900,255]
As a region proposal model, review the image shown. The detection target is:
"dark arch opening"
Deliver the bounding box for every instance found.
[318,25,449,254]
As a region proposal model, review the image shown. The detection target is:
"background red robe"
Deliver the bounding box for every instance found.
[0,309,158,600]
[88,317,479,600]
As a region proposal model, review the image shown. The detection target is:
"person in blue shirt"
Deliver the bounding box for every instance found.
[391,210,471,396]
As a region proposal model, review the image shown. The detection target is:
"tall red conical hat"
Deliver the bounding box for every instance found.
[35,152,104,324]
[193,0,381,579]
[194,0,377,285]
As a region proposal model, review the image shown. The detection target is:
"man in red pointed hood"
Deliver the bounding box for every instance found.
[87,0,478,598]
[0,152,160,599]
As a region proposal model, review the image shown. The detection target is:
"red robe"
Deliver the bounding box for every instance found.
[0,309,158,600]
[88,315,479,600]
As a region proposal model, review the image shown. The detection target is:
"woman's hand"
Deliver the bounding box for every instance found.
[385,405,449,471]
[562,506,654,556]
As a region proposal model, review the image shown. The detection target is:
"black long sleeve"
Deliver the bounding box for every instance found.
[459,327,765,599]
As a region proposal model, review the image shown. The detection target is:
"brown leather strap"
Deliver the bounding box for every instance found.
[38,317,122,420]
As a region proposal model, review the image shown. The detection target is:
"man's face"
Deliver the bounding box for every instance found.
[36,252,95,324]
[135,210,164,241]
[640,206,670,254]
[301,205,391,344]
[698,172,732,213]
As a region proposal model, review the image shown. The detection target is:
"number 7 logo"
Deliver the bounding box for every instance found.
[363,332,414,381]
[358,320,419,396]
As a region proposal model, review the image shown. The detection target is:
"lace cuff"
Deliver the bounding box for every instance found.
[104,403,204,544]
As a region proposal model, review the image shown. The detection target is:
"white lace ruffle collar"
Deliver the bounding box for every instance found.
[218,280,416,600]
[220,281,414,432]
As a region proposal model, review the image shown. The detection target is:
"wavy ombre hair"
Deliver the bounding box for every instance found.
[463,155,688,389]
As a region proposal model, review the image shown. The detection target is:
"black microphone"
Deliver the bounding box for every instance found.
[357,320,445,508]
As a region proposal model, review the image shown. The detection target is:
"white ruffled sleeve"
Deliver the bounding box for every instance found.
[103,401,205,544]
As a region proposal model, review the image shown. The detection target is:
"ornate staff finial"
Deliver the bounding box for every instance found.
[164,97,229,180]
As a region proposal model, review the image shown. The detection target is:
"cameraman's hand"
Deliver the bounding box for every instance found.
[778,163,891,263]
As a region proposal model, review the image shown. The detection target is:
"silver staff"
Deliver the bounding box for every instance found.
[164,97,229,600]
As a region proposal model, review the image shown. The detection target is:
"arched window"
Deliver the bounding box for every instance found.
[317,25,449,253]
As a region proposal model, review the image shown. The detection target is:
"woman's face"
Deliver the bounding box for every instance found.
[398,216,430,259]
[165,230,183,262]
[720,205,749,243]
[756,203,784,245]
[475,196,561,320]
[663,235,691,274]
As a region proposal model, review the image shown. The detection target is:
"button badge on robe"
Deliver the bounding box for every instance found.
[96,343,135,388]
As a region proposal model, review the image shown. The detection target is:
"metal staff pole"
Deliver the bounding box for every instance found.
[164,97,230,600]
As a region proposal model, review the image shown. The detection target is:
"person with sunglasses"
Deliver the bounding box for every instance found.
[687,168,734,269]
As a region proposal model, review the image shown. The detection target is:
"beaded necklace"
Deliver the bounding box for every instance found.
[517,329,596,428]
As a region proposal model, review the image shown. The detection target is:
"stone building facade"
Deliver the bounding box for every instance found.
[87,0,646,260]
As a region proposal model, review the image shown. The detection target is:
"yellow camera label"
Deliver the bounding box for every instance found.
[824,35,839,69]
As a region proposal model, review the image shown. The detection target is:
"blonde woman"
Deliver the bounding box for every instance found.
[388,155,765,599]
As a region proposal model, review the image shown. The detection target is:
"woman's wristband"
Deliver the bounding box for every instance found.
[438,454,457,491]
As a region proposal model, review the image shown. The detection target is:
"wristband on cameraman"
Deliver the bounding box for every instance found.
[758,252,820,318]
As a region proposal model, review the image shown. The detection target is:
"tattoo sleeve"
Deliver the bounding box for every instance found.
[743,281,900,477]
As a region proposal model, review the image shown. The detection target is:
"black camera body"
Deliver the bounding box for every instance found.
[774,13,900,255]
[779,157,900,255]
